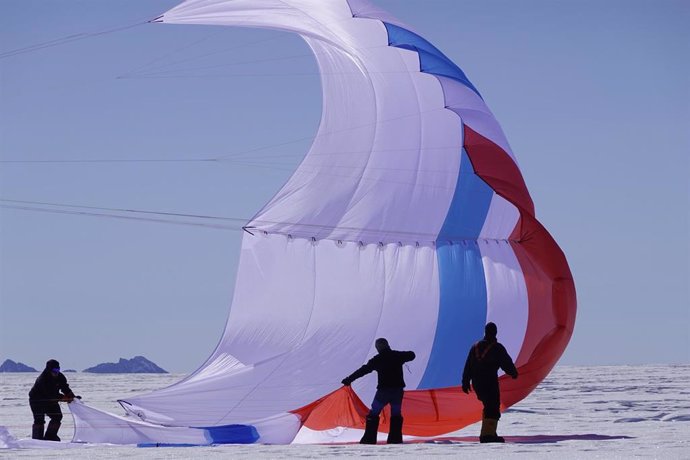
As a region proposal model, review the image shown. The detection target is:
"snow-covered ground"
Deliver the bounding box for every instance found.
[1,365,688,458]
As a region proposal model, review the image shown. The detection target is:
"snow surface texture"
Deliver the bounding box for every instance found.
[1,365,688,458]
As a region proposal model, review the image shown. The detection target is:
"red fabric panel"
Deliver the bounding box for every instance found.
[292,385,485,436]
[463,125,576,409]
[291,386,369,431]
[463,126,535,215]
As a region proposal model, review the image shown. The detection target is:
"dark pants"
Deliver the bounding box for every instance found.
[475,388,501,419]
[30,399,63,425]
[368,388,404,417]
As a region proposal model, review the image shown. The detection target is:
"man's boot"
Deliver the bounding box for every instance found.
[43,420,61,442]
[479,417,491,443]
[31,423,44,440]
[479,418,504,443]
[359,415,379,444]
[387,415,403,444]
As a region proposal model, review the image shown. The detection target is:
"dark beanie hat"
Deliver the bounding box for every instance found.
[375,338,390,351]
[46,359,60,370]
[485,322,498,337]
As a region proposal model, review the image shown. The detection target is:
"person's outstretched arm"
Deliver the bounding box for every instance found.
[401,351,415,363]
[341,360,374,386]
[57,374,76,401]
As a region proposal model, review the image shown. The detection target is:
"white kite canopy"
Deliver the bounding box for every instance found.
[71,0,575,445]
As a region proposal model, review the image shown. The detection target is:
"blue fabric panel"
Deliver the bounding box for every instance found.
[438,149,494,240]
[203,424,260,444]
[383,22,482,98]
[418,150,492,388]
[418,240,487,388]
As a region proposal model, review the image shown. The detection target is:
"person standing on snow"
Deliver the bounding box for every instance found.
[462,322,518,443]
[29,359,79,441]
[341,338,415,444]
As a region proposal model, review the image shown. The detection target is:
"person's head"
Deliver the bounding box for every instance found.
[375,338,390,353]
[484,322,498,338]
[46,359,60,375]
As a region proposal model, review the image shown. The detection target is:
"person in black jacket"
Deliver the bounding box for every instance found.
[29,359,78,441]
[462,322,518,443]
[341,338,415,444]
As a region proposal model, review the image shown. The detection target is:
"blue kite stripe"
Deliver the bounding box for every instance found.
[203,424,260,444]
[438,149,494,240]
[420,149,492,387]
[383,22,482,98]
[382,18,492,389]
[418,241,488,389]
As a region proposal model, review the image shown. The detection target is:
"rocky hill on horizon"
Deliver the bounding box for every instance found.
[83,356,167,373]
[0,359,37,372]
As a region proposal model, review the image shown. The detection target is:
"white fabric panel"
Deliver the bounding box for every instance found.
[254,31,460,244]
[346,0,416,32]
[71,400,302,445]
[162,0,356,49]
[248,35,381,240]
[121,233,317,425]
[71,400,209,445]
[162,2,461,244]
[253,412,303,444]
[121,355,289,425]
[224,239,387,419]
[479,193,520,240]
[122,234,441,426]
[217,233,317,364]
[293,426,369,444]
[358,243,439,396]
[326,47,461,244]
[479,240,528,363]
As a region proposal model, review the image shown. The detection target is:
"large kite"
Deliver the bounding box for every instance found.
[71,0,576,444]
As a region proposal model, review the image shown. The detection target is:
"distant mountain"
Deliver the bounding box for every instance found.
[0,359,37,372]
[83,356,167,373]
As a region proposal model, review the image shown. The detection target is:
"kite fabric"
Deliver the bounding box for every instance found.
[71,0,575,445]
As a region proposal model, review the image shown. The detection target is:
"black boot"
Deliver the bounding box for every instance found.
[359,415,379,444]
[31,424,44,440]
[479,418,504,443]
[387,415,403,444]
[44,420,61,442]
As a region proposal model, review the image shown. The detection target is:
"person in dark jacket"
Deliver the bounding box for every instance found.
[462,322,518,443]
[29,359,78,441]
[341,338,415,444]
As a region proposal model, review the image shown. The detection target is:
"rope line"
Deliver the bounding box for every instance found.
[0,21,149,59]
[0,199,516,244]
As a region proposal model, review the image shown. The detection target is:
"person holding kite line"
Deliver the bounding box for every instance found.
[341,338,415,444]
[462,322,518,443]
[29,359,80,441]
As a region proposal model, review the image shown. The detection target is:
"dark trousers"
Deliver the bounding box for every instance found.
[30,399,63,425]
[476,389,501,419]
[368,388,404,417]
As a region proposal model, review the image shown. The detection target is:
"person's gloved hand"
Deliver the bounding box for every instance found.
[462,384,471,394]
[60,395,74,403]
[341,378,352,386]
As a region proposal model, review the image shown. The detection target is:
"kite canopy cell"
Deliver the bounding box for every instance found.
[70,0,576,445]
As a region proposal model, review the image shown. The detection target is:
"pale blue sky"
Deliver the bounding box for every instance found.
[1,0,688,372]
